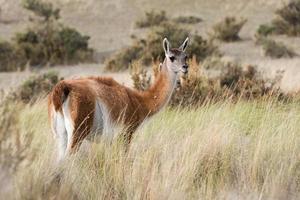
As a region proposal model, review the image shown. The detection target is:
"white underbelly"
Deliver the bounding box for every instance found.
[86,99,120,142]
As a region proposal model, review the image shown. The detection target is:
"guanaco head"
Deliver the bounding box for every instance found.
[162,37,189,77]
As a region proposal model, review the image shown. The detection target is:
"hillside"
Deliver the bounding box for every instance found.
[0,0,300,92]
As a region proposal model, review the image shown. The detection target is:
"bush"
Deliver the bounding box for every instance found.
[131,59,284,107]
[256,24,276,36]
[258,0,300,36]
[212,17,247,42]
[105,41,144,72]
[0,0,94,71]
[135,10,168,28]
[272,0,300,36]
[105,22,220,71]
[23,0,60,21]
[9,71,61,103]
[136,10,202,27]
[130,61,151,91]
[258,37,296,58]
[15,26,94,66]
[220,64,271,99]
[0,41,26,72]
[173,16,202,24]
[13,1,94,67]
[188,35,220,61]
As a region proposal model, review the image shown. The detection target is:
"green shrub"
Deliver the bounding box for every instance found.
[135,10,168,28]
[256,24,276,36]
[259,37,296,58]
[105,41,144,71]
[22,0,60,21]
[136,10,202,27]
[188,35,220,61]
[272,0,300,36]
[15,26,93,66]
[0,41,26,72]
[9,71,61,103]
[105,22,219,71]
[212,17,247,42]
[15,0,94,67]
[0,0,94,71]
[173,16,202,24]
[258,0,300,36]
[58,27,92,61]
[3,0,94,69]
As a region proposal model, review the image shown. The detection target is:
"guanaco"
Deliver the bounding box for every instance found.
[48,37,189,161]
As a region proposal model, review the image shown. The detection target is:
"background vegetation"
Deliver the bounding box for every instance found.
[0,0,94,72]
[105,11,219,72]
[257,0,300,37]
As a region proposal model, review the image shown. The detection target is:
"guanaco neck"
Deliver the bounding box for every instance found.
[140,59,177,116]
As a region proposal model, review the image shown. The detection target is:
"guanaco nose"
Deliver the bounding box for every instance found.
[182,65,189,74]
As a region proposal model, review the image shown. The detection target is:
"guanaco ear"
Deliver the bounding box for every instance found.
[163,38,170,55]
[179,37,189,52]
[159,63,163,71]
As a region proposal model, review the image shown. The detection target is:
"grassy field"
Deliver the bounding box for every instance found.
[1,98,299,199]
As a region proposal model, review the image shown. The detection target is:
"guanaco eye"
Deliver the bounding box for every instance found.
[169,56,175,62]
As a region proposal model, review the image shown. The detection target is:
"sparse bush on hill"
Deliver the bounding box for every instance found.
[105,22,219,71]
[0,41,26,72]
[8,71,61,104]
[23,0,60,21]
[256,24,276,37]
[135,10,168,28]
[257,37,296,58]
[272,0,300,36]
[212,17,247,42]
[257,0,300,36]
[135,10,202,28]
[105,41,144,72]
[173,16,202,24]
[188,35,220,61]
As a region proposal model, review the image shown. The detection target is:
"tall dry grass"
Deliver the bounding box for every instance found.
[0,98,298,199]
